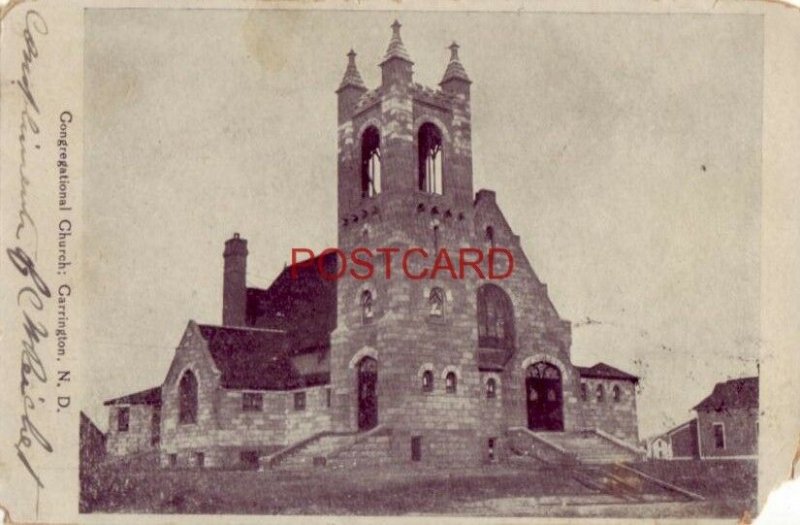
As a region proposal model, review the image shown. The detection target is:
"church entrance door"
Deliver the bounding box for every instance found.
[526,362,564,431]
[357,357,378,431]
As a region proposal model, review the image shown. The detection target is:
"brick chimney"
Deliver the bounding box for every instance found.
[222,233,248,326]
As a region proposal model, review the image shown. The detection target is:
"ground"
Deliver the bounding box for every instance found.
[81,458,755,518]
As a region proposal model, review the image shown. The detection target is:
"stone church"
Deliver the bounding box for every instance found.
[103,22,643,469]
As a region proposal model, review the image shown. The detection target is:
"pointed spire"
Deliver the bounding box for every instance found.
[441,41,471,85]
[381,19,413,65]
[337,49,366,93]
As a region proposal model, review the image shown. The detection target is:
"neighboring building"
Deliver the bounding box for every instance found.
[643,376,758,461]
[79,411,107,468]
[104,387,161,457]
[645,419,699,460]
[693,377,758,459]
[104,21,641,469]
[668,419,700,459]
[646,436,672,460]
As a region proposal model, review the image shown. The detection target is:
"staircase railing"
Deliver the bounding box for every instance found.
[507,426,577,464]
[262,425,391,470]
[591,428,646,459]
[261,429,355,469]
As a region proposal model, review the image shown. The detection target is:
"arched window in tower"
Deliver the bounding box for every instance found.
[178,370,198,425]
[360,290,374,324]
[596,384,605,403]
[485,226,495,247]
[477,284,516,349]
[418,123,443,194]
[445,371,457,394]
[486,377,497,399]
[421,370,434,393]
[361,126,381,198]
[429,287,445,317]
[613,384,622,402]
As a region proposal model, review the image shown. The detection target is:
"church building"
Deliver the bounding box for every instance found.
[103,22,643,469]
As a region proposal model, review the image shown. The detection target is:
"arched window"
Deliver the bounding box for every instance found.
[418,123,443,194]
[477,284,515,349]
[429,287,445,317]
[179,370,198,424]
[485,226,495,247]
[360,290,374,324]
[445,371,457,393]
[421,370,434,392]
[580,382,588,402]
[596,384,605,403]
[613,385,622,402]
[486,378,497,399]
[361,126,381,198]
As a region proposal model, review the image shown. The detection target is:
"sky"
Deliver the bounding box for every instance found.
[84,9,762,438]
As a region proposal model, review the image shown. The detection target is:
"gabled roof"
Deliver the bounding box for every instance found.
[104,387,161,406]
[667,418,698,437]
[198,325,292,390]
[245,252,338,352]
[693,376,758,412]
[576,362,638,382]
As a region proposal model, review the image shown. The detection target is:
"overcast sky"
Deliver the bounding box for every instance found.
[84,9,762,438]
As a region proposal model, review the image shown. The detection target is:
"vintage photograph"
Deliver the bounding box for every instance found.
[78,8,762,518]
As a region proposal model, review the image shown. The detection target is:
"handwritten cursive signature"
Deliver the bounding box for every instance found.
[13,10,48,258]
[9,247,52,488]
[8,9,50,491]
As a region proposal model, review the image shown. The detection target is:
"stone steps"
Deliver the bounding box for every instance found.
[278,434,355,469]
[266,426,392,470]
[531,430,640,464]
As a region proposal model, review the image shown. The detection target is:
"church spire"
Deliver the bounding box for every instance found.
[337,49,366,93]
[440,42,471,86]
[381,20,413,65]
[337,49,367,124]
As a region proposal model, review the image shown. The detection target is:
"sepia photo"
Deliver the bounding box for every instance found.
[75,8,762,518]
[4,2,800,524]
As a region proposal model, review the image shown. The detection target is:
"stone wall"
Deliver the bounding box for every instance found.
[159,322,294,468]
[670,420,699,458]
[106,404,157,456]
[576,377,639,444]
[285,385,333,443]
[697,407,757,458]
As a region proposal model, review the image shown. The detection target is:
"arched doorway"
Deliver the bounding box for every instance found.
[357,357,378,430]
[525,362,564,431]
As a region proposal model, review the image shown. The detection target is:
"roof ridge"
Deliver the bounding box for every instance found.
[198,324,286,333]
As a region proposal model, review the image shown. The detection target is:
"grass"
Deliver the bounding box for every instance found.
[81,460,756,517]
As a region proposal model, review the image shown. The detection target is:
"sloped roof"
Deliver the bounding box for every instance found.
[104,387,161,406]
[693,376,758,412]
[667,418,698,438]
[245,252,338,352]
[576,362,638,382]
[198,325,292,390]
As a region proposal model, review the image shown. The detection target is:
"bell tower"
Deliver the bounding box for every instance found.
[330,22,485,464]
[335,21,474,232]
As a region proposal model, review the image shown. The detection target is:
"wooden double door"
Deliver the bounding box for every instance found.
[526,362,564,431]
